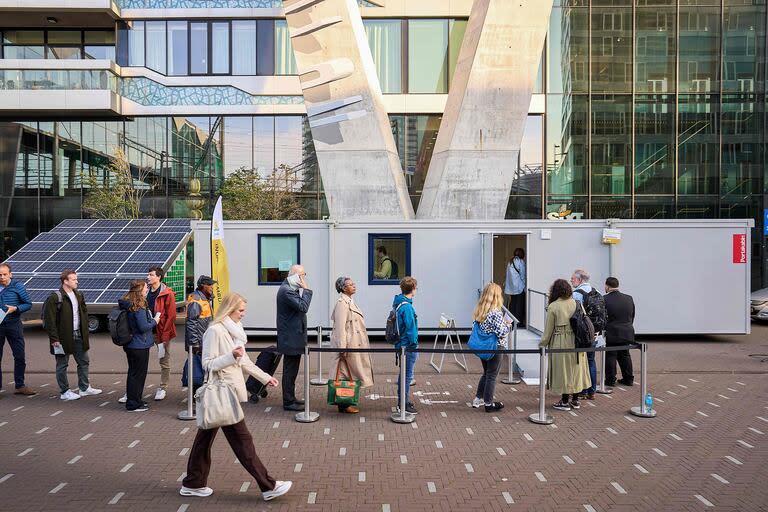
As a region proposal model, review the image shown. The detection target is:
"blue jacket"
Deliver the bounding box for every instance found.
[118,299,156,350]
[0,279,32,321]
[393,294,417,349]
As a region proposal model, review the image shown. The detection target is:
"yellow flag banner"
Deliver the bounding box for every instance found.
[210,196,230,311]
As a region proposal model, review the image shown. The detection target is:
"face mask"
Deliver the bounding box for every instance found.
[287,273,301,288]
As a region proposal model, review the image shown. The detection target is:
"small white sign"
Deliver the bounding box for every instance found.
[540,229,552,240]
[602,228,622,245]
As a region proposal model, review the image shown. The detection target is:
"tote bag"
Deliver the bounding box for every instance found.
[326,358,361,407]
[194,370,244,430]
[467,321,499,361]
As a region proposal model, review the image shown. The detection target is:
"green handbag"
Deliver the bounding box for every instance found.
[327,358,361,407]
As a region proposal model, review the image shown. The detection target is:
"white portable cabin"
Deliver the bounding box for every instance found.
[193,219,753,337]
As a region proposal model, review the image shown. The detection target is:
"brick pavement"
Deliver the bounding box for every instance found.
[0,325,767,512]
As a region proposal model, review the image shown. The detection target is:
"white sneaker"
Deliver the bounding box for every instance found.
[79,386,102,396]
[60,390,81,401]
[154,388,166,401]
[118,394,127,403]
[263,480,292,501]
[471,397,484,408]
[179,486,213,497]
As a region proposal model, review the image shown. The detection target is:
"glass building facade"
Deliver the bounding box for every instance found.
[0,0,766,288]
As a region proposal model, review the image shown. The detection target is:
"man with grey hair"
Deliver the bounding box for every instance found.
[571,269,598,400]
[276,264,313,411]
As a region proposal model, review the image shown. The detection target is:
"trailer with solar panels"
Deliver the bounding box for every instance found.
[2,218,191,333]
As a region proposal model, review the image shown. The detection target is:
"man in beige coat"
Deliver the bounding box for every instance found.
[330,276,374,414]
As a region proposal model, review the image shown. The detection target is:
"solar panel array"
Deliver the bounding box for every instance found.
[3,219,191,304]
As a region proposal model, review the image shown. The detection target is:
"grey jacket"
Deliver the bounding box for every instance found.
[276,281,313,356]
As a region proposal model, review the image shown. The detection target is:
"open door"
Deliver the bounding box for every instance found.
[480,232,494,297]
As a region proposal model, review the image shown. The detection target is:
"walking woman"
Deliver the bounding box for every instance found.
[539,279,591,411]
[330,276,374,414]
[119,279,158,412]
[471,283,512,412]
[181,292,292,502]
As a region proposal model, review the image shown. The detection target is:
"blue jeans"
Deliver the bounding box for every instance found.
[0,318,27,389]
[397,351,418,406]
[582,351,596,395]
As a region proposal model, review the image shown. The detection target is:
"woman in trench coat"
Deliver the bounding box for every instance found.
[329,276,374,414]
[539,278,591,412]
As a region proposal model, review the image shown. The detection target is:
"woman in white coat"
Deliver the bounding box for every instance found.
[181,292,292,502]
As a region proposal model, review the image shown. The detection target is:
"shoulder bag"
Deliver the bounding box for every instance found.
[467,321,499,361]
[194,369,244,430]
[326,357,361,407]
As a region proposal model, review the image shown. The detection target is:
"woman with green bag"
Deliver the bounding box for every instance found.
[328,276,374,414]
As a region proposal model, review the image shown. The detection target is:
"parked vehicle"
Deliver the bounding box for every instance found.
[750,288,768,322]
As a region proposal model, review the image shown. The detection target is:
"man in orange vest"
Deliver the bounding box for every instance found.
[186,276,215,352]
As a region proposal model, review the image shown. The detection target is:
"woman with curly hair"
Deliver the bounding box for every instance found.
[540,278,591,411]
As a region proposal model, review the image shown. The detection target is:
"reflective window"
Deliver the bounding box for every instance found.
[275,116,303,171]
[211,22,230,74]
[591,9,632,92]
[223,117,252,175]
[232,21,256,76]
[364,20,402,94]
[721,94,762,196]
[368,234,410,285]
[723,5,766,92]
[167,21,188,76]
[635,9,676,93]
[1,29,116,61]
[254,116,275,174]
[678,94,719,195]
[591,196,632,219]
[128,22,144,67]
[546,94,588,195]
[256,20,275,76]
[591,94,631,194]
[190,23,208,75]
[275,20,297,75]
[145,21,166,74]
[448,19,467,88]
[635,94,675,194]
[258,234,299,285]
[679,8,720,93]
[408,19,448,93]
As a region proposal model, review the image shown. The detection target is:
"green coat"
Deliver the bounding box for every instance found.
[539,297,590,394]
[43,289,90,355]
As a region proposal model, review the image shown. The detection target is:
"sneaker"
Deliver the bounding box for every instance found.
[263,480,292,501]
[60,390,81,401]
[154,388,166,401]
[179,486,213,497]
[585,393,595,400]
[128,406,149,412]
[484,401,504,413]
[471,397,484,408]
[409,378,416,386]
[396,402,418,415]
[570,400,581,410]
[552,400,571,411]
[79,386,102,397]
[118,394,127,404]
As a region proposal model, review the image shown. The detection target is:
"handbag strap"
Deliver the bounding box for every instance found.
[334,355,350,385]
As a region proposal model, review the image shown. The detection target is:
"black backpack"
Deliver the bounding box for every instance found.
[570,303,596,349]
[385,302,407,345]
[575,288,607,333]
[383,257,399,279]
[40,291,62,330]
[108,307,132,346]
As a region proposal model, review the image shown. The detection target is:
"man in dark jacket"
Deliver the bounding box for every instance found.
[604,277,635,387]
[276,264,312,411]
[0,262,35,395]
[44,270,102,401]
[185,276,215,350]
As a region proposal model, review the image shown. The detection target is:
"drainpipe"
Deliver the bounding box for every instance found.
[327,218,338,327]
[607,218,616,278]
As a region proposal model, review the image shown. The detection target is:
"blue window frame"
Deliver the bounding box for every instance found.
[258,234,300,286]
[368,233,411,285]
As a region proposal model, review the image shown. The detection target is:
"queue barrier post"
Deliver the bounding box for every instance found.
[595,347,613,395]
[295,343,320,423]
[629,343,656,418]
[391,346,416,424]
[528,346,554,425]
[501,321,521,385]
[310,326,325,386]
[177,344,196,421]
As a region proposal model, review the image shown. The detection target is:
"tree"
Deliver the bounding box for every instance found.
[221,165,305,220]
[81,148,153,219]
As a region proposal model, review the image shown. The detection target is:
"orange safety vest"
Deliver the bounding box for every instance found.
[187,293,212,318]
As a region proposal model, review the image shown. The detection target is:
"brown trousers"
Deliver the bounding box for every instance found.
[183,420,276,492]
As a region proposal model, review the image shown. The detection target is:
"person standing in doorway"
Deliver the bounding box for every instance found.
[504,248,526,327]
[276,264,313,411]
[147,267,177,401]
[44,270,101,401]
[603,277,635,387]
[0,262,35,396]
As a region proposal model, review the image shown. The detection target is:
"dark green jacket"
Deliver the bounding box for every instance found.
[43,288,90,355]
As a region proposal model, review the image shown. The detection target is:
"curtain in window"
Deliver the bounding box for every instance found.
[232,21,256,75]
[212,22,229,74]
[145,21,166,74]
[128,21,144,67]
[274,21,297,75]
[365,20,401,94]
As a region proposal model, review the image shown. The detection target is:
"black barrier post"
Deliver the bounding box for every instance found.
[391,346,416,424]
[310,326,325,386]
[528,346,554,425]
[629,343,656,418]
[177,345,196,421]
[295,344,320,423]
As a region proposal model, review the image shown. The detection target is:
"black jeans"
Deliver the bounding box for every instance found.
[0,318,27,389]
[124,347,150,410]
[475,353,502,404]
[508,293,526,327]
[605,345,634,385]
[281,354,302,405]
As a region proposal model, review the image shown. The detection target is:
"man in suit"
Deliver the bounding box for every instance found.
[603,277,634,386]
[276,264,313,411]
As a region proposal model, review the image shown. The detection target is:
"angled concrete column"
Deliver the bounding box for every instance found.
[282,0,413,220]
[417,0,552,220]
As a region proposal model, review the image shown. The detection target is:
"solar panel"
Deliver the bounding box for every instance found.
[89,220,130,228]
[110,233,149,242]
[24,277,63,289]
[87,252,132,262]
[16,241,59,252]
[77,277,116,290]
[37,261,83,273]
[63,242,104,252]
[28,289,57,302]
[94,289,126,304]
[138,242,179,252]
[73,232,112,242]
[56,219,96,229]
[48,251,91,262]
[146,232,186,242]
[78,262,124,273]
[101,242,140,252]
[107,278,134,290]
[34,232,76,242]
[119,262,162,274]
[163,219,192,227]
[128,251,169,263]
[6,251,49,262]
[3,262,41,272]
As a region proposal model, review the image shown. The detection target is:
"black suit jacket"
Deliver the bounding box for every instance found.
[276,281,313,356]
[604,290,635,344]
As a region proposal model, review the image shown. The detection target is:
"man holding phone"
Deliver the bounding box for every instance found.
[276,265,313,411]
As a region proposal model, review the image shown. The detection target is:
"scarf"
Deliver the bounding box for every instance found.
[221,317,247,348]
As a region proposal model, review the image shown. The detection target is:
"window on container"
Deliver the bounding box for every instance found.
[408,19,448,93]
[211,22,230,74]
[128,21,145,67]
[190,22,208,74]
[167,21,188,76]
[368,234,410,285]
[145,21,166,74]
[258,234,300,285]
[274,20,297,75]
[232,20,256,75]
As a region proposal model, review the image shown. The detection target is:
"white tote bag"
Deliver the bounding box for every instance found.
[194,370,244,430]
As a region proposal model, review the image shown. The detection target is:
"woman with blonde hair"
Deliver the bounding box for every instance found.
[181,292,292,502]
[470,283,512,412]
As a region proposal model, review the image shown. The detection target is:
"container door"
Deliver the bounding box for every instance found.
[480,232,494,297]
